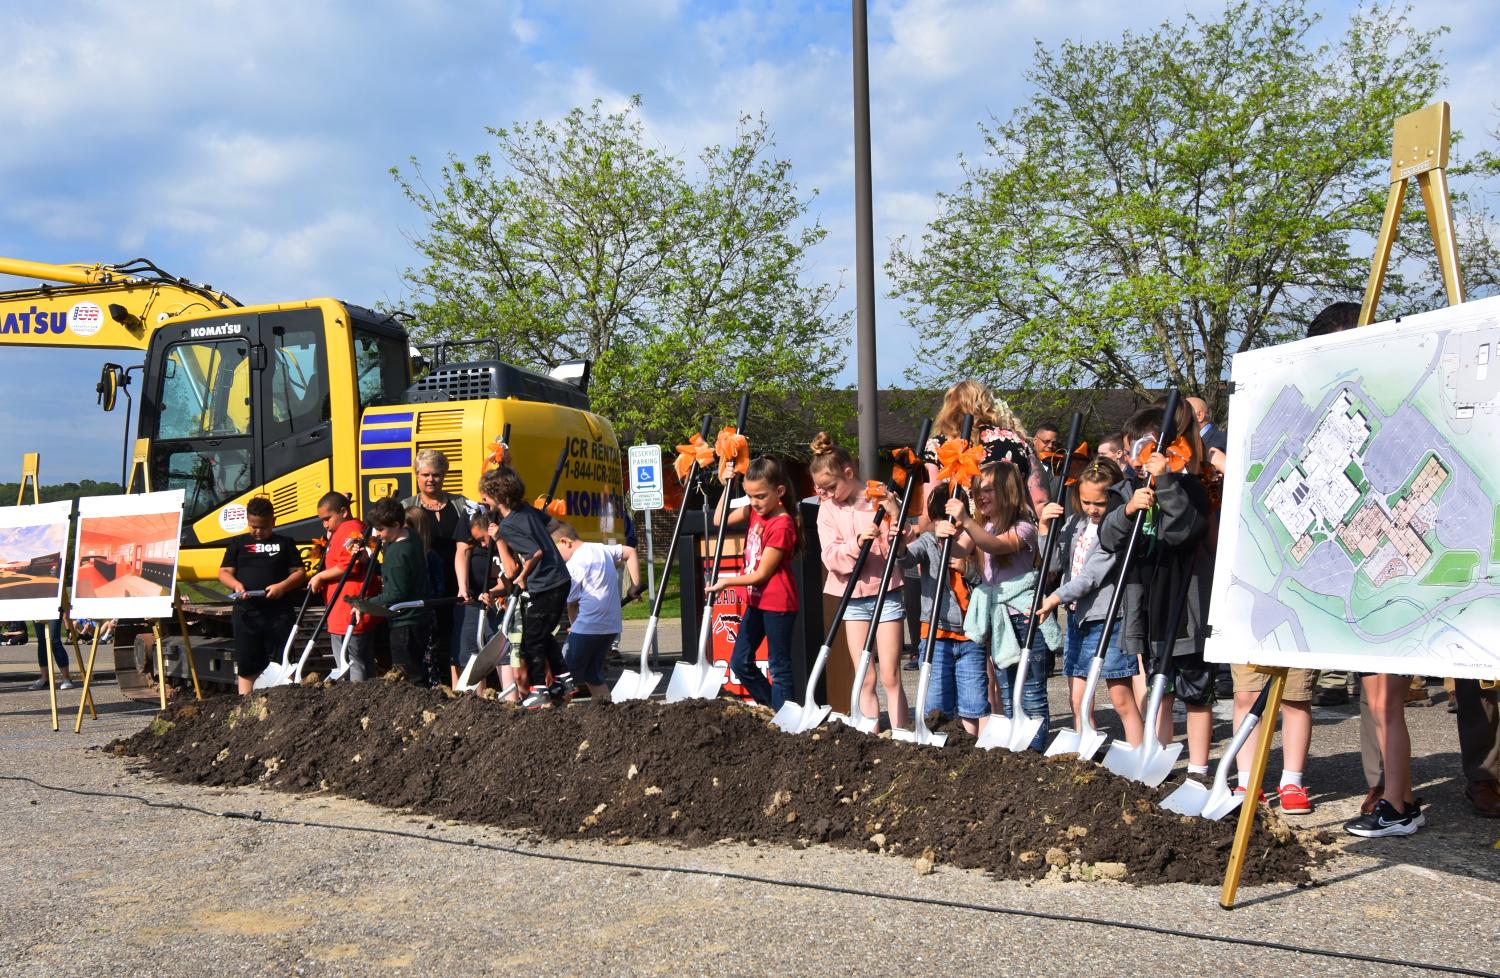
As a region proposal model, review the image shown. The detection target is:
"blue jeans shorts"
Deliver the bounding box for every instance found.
[926,636,991,720]
[1063,616,1138,680]
[843,590,905,624]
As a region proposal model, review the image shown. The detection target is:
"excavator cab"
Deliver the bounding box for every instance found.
[137,300,409,579]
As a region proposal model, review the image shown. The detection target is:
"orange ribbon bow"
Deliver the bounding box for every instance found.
[534,496,567,518]
[307,537,328,562]
[1041,442,1091,485]
[674,433,716,481]
[715,425,750,477]
[889,447,920,489]
[863,480,888,502]
[936,438,985,487]
[486,437,510,470]
[1133,434,1192,474]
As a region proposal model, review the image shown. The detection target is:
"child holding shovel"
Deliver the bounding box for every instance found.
[898,484,985,734]
[551,521,642,703]
[308,492,378,682]
[1033,457,1145,749]
[705,455,801,710]
[479,465,575,708]
[810,432,909,729]
[951,460,1055,751]
[219,496,308,695]
[1100,401,1213,779]
[357,497,431,683]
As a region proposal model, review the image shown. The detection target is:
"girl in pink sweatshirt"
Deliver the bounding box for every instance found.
[811,432,909,729]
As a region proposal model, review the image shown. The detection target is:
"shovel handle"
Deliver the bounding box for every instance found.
[643,413,714,624]
[1018,409,1085,651]
[856,418,931,660]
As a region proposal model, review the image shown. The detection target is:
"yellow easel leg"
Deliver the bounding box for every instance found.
[44,622,59,732]
[153,622,168,713]
[73,629,104,734]
[176,602,203,701]
[1220,668,1287,909]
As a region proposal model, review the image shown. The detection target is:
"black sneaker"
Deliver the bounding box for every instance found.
[520,686,552,709]
[1344,799,1419,838]
[903,657,920,671]
[1407,799,1426,828]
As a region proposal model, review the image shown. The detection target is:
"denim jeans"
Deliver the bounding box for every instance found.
[995,612,1052,751]
[35,620,67,671]
[925,636,989,720]
[1064,616,1137,680]
[730,606,796,709]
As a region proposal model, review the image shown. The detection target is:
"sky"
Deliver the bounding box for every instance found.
[3,0,1499,482]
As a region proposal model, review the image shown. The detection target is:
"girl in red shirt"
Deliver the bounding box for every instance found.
[706,456,801,709]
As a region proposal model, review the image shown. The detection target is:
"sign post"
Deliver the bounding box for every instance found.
[628,444,664,616]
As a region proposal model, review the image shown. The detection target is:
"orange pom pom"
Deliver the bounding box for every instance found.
[936,438,985,487]
[863,480,888,501]
[714,425,750,477]
[674,434,715,481]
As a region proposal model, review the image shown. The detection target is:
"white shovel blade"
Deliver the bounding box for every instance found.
[829,711,879,734]
[665,660,711,703]
[252,662,293,690]
[892,722,947,747]
[1077,729,1109,762]
[1159,777,1210,817]
[974,714,1010,750]
[1005,716,1043,753]
[1101,739,1144,777]
[612,667,662,702]
[771,700,831,734]
[1045,729,1082,757]
[1202,786,1245,822]
[693,662,727,700]
[1139,742,1183,787]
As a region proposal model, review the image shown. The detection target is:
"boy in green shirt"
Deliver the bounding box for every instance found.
[358,497,431,683]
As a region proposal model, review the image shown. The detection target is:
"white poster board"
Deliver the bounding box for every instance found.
[0,501,73,622]
[1206,297,1500,679]
[71,490,185,620]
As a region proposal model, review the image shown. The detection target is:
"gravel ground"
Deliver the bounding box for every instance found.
[2,628,1499,978]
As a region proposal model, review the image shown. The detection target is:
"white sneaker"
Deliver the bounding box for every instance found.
[58,680,76,690]
[27,678,48,690]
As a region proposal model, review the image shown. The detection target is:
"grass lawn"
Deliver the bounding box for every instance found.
[622,561,682,620]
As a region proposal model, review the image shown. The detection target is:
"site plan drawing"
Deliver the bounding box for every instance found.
[1206,296,1500,679]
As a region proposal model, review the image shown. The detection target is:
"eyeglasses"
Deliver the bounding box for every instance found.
[812,483,838,498]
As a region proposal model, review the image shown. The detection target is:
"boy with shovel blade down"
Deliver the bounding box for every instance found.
[218,496,308,695]
[355,497,431,683]
[307,491,378,681]
[551,521,643,704]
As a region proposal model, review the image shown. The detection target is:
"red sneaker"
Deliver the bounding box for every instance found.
[1277,783,1313,814]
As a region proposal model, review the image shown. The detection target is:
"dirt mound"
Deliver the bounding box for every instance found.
[111,683,1318,885]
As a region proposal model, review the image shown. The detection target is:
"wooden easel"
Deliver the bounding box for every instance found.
[73,438,204,728]
[1220,101,1464,909]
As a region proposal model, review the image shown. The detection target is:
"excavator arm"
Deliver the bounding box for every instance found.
[0,256,239,351]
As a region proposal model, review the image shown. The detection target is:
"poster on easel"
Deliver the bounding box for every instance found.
[0,501,72,622]
[1205,296,1500,680]
[71,490,185,620]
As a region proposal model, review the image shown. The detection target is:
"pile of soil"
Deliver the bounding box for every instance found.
[111,682,1319,885]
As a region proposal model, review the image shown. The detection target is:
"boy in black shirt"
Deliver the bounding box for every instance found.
[477,465,573,707]
[219,497,308,695]
[360,497,431,683]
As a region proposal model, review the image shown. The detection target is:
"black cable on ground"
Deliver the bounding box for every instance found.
[3,773,1492,978]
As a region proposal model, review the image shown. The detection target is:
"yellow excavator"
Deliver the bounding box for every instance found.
[1,256,626,695]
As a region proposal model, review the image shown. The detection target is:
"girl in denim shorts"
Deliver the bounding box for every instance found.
[810,432,910,730]
[1035,457,1144,749]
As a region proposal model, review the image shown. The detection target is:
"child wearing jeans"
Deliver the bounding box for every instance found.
[951,460,1052,751]
[899,484,987,735]
[1035,457,1144,748]
[706,456,801,710]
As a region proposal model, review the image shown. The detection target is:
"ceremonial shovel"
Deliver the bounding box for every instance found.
[891,418,963,748]
[1161,682,1273,819]
[329,538,383,681]
[666,394,750,704]
[976,411,1084,752]
[613,414,713,702]
[251,546,346,690]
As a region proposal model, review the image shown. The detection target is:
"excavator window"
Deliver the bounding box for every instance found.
[353,330,408,408]
[262,321,329,445]
[157,338,251,438]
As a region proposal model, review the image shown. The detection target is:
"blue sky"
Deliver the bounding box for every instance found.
[3,0,1498,482]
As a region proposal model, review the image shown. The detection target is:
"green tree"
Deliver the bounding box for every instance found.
[888,1,1448,417]
[393,98,851,450]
